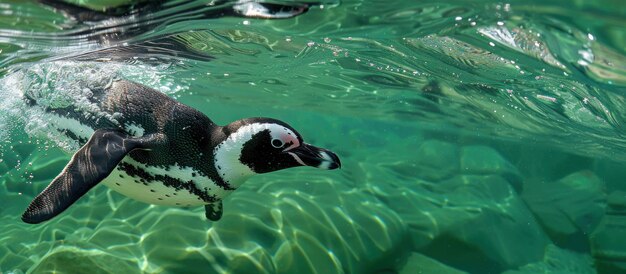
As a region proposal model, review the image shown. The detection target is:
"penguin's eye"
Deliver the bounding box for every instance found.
[271,138,284,148]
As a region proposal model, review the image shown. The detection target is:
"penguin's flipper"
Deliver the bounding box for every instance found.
[22,129,163,224]
[204,201,223,221]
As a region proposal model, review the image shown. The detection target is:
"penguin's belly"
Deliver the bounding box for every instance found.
[102,158,229,207]
[102,169,205,207]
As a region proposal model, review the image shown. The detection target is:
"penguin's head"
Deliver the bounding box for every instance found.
[214,118,340,183]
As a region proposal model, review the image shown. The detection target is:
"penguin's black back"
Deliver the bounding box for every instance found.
[101,80,224,177]
[30,79,228,188]
[100,80,213,134]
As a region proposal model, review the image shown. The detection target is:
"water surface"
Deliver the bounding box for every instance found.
[1,0,626,273]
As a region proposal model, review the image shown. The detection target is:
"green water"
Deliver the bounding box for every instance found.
[1,0,626,273]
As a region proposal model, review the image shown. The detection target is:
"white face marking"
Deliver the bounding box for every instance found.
[213,123,300,186]
[102,157,230,206]
[124,123,145,137]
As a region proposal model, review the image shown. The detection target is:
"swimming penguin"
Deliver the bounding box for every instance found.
[20,79,340,224]
[38,0,312,45]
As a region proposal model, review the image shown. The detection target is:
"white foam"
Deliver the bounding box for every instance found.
[0,71,26,141]
[0,60,188,152]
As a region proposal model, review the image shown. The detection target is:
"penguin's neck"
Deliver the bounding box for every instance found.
[212,125,258,189]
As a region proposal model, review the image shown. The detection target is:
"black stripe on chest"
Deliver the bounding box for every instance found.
[117,163,218,203]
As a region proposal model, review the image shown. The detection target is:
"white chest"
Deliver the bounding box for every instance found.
[101,158,232,207]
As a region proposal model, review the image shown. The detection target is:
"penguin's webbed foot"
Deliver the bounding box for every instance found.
[204,201,223,221]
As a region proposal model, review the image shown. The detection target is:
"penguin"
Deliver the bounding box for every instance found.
[20,79,340,224]
[37,0,312,46]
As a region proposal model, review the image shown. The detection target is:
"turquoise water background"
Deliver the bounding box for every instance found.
[1,0,626,273]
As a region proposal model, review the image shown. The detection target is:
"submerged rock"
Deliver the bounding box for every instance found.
[593,159,626,193]
[2,172,410,274]
[28,247,137,274]
[411,140,459,181]
[460,145,522,192]
[369,140,546,273]
[399,253,468,274]
[591,191,626,274]
[420,175,550,273]
[374,173,549,273]
[522,170,606,249]
[502,244,595,274]
[216,174,410,274]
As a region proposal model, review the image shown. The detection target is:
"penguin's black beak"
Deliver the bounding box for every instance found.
[286,143,341,170]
